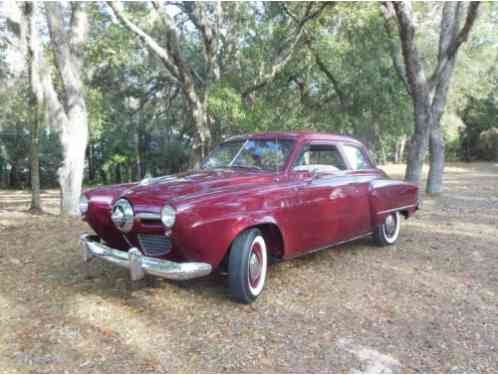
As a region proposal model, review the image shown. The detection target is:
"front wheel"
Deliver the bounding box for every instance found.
[228,228,268,303]
[373,211,401,246]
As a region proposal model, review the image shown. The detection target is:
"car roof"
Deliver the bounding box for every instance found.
[224,131,364,146]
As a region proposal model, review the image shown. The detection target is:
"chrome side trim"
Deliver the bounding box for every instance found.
[377,204,417,215]
[80,234,212,281]
[370,179,415,189]
[136,212,161,220]
[286,232,373,260]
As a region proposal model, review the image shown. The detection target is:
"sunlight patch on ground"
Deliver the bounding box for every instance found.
[445,193,498,202]
[67,294,176,371]
[376,262,496,311]
[337,337,401,373]
[0,189,60,215]
[406,220,498,244]
[0,294,29,372]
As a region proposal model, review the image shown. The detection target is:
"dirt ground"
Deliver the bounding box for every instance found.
[0,163,497,373]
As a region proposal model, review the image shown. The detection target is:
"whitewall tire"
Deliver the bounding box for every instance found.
[374,211,401,246]
[228,228,268,303]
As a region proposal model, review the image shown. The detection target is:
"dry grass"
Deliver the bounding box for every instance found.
[0,162,497,372]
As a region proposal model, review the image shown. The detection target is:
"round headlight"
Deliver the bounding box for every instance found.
[161,205,176,228]
[80,195,89,215]
[111,199,134,232]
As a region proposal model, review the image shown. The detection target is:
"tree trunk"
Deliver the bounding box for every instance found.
[9,163,18,188]
[0,144,8,188]
[135,127,143,180]
[405,102,432,184]
[427,125,445,194]
[0,163,6,188]
[87,143,96,181]
[45,2,89,216]
[183,84,211,167]
[29,103,41,211]
[58,109,88,215]
[426,56,458,194]
[0,166,6,188]
[394,135,407,164]
[128,164,133,182]
[115,164,122,183]
[134,115,146,180]
[27,4,42,211]
[374,123,386,165]
[395,140,401,164]
[5,2,43,209]
[99,168,107,184]
[384,2,480,192]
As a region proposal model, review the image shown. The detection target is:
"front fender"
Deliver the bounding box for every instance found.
[172,211,281,269]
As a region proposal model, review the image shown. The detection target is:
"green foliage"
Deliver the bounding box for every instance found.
[2,2,498,190]
[460,94,498,161]
[0,77,62,188]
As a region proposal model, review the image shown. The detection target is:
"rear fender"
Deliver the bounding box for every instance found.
[369,179,418,226]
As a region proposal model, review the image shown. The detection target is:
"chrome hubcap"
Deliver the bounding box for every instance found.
[385,214,396,237]
[249,245,262,287]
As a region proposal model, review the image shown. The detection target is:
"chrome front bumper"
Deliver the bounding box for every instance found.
[80,234,212,281]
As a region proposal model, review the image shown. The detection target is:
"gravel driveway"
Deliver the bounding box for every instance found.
[1,163,497,372]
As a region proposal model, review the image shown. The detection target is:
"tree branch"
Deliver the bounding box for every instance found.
[182,2,221,81]
[3,0,28,55]
[380,2,410,94]
[242,2,333,99]
[69,3,88,54]
[391,1,430,96]
[107,2,180,80]
[46,2,84,111]
[150,1,205,91]
[307,42,348,110]
[428,2,480,91]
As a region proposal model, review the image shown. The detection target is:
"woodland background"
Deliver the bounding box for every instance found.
[0,2,497,215]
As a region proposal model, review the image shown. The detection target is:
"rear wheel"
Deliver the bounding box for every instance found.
[228,228,268,303]
[373,211,400,246]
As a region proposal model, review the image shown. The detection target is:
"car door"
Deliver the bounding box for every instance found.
[290,142,354,253]
[340,143,377,238]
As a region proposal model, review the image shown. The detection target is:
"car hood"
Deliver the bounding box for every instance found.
[119,168,276,212]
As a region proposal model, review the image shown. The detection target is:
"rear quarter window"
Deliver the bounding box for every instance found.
[342,144,372,170]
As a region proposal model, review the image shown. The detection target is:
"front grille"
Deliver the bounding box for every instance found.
[137,234,172,257]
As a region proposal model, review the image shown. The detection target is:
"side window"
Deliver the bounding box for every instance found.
[342,144,372,170]
[293,144,347,174]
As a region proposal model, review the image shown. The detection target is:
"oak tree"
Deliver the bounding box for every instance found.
[382,2,480,193]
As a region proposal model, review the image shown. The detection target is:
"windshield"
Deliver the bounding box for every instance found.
[202,138,295,171]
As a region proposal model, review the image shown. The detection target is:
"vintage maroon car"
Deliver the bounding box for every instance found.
[80,132,418,303]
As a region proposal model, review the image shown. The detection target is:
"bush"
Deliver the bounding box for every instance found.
[478,128,498,161]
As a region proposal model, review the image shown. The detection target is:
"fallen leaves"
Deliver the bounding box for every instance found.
[0,163,497,372]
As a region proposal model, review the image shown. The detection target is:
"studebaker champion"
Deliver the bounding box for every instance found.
[80,132,418,303]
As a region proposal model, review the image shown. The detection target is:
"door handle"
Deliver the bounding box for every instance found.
[348,183,360,194]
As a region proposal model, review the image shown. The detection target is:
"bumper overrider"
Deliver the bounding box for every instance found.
[80,234,212,281]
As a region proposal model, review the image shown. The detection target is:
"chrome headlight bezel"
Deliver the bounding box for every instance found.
[111,198,134,233]
[79,194,89,216]
[161,204,176,228]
